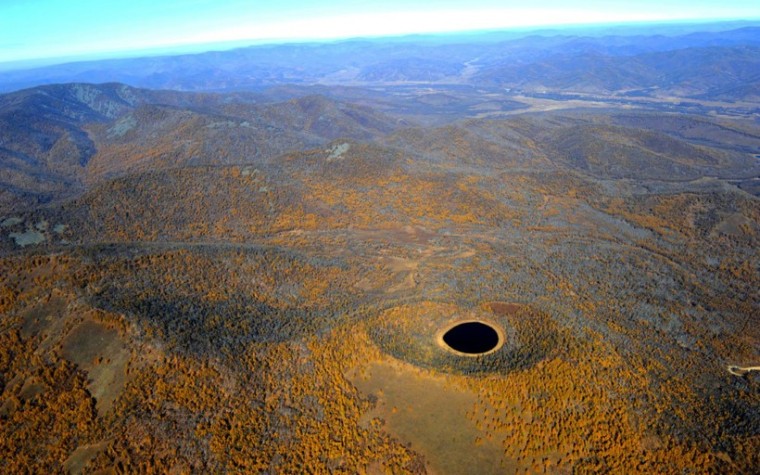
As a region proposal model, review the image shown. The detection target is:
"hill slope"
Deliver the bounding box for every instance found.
[0,84,406,211]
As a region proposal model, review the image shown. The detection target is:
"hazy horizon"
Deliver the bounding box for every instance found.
[1,17,759,74]
[2,0,760,68]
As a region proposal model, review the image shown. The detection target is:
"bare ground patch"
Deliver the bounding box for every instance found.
[63,440,111,475]
[61,320,130,415]
[349,359,514,474]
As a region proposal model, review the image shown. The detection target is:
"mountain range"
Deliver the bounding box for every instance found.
[2,23,760,100]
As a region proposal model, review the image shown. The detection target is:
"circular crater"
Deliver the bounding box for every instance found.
[438,320,504,356]
[369,301,563,375]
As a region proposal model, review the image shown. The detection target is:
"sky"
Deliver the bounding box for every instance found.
[1,0,759,66]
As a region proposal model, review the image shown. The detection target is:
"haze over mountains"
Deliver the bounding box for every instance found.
[2,22,760,99]
[1,20,759,474]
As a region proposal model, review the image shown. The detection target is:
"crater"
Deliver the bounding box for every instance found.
[438,320,504,356]
[371,301,562,374]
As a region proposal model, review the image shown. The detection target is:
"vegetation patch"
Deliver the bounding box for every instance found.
[79,245,359,359]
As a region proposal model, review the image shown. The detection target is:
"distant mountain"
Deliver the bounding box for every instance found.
[1,24,760,100]
[476,45,760,98]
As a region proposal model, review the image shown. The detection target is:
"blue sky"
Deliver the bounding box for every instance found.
[1,0,759,65]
